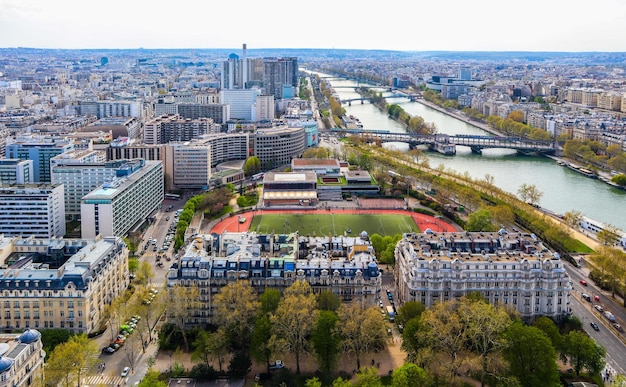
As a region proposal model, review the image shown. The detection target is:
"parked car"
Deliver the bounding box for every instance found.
[594,305,604,312]
[269,360,284,370]
[102,346,115,354]
[613,323,624,332]
[590,322,600,331]
[582,293,591,302]
[580,279,588,286]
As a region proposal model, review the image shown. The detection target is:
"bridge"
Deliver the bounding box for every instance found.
[340,91,420,105]
[330,129,556,155]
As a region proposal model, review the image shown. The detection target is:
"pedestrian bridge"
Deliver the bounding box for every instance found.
[332,129,556,155]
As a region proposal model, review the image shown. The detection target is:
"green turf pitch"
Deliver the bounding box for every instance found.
[249,213,419,236]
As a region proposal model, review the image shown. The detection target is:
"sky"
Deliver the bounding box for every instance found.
[1,0,626,52]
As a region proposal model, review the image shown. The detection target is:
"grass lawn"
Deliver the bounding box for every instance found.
[249,213,419,236]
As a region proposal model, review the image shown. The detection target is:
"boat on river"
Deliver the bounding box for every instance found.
[565,163,597,178]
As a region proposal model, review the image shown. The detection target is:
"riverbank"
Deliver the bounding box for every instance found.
[415,98,502,136]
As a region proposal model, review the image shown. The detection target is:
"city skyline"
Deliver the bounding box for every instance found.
[1,0,626,52]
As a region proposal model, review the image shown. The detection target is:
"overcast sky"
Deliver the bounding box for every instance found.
[1,0,626,52]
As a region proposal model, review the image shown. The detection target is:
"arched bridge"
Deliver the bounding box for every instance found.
[341,91,420,105]
[331,130,556,155]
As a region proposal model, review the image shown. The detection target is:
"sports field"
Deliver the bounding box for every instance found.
[248,213,419,236]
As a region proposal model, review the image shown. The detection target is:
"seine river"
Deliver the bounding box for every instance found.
[314,73,626,231]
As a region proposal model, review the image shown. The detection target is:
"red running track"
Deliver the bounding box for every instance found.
[209,208,457,234]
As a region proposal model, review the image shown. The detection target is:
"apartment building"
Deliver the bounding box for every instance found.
[0,329,45,387]
[177,103,230,124]
[0,159,34,185]
[78,100,142,118]
[254,126,305,169]
[0,235,128,333]
[143,114,218,145]
[81,160,163,238]
[165,232,381,327]
[395,231,572,321]
[0,184,65,238]
[168,142,211,189]
[5,136,74,183]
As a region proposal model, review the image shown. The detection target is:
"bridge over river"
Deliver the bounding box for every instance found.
[331,129,556,155]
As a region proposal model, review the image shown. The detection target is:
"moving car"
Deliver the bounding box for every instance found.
[121,366,131,377]
[594,305,603,312]
[590,322,600,331]
[579,279,588,286]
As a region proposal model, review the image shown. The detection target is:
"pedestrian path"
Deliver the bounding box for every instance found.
[82,374,125,386]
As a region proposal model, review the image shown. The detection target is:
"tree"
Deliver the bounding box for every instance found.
[166,284,201,351]
[251,314,274,370]
[337,304,387,371]
[395,301,425,325]
[597,223,621,246]
[517,183,543,205]
[317,291,341,312]
[459,298,511,387]
[45,334,99,387]
[138,370,167,387]
[532,316,562,350]
[244,156,261,176]
[391,363,431,387]
[312,310,341,373]
[561,330,606,376]
[419,299,472,380]
[354,366,383,387]
[212,280,260,350]
[465,208,497,232]
[270,280,318,373]
[612,174,626,187]
[135,261,155,285]
[563,210,583,229]
[123,332,143,372]
[503,322,560,387]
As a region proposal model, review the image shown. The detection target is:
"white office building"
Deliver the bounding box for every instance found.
[81,160,163,238]
[0,184,66,238]
[220,89,261,120]
[168,142,211,189]
[52,158,144,219]
[0,159,34,185]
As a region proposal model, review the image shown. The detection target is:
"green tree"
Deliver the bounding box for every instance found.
[138,370,167,387]
[391,363,431,387]
[270,280,318,373]
[317,291,341,312]
[597,223,622,246]
[561,330,606,376]
[259,287,281,314]
[244,156,261,176]
[532,316,562,350]
[312,310,341,373]
[395,301,425,325]
[465,208,497,232]
[337,304,387,370]
[45,334,99,387]
[354,366,383,387]
[503,322,560,387]
[612,174,626,187]
[251,314,273,371]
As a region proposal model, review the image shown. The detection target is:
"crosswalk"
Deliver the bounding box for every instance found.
[82,374,125,386]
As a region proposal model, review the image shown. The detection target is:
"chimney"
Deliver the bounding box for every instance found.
[242,43,248,89]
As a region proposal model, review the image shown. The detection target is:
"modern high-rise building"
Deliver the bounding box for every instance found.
[177,103,231,124]
[252,95,275,121]
[0,184,66,238]
[80,160,163,238]
[262,57,298,99]
[0,235,129,333]
[254,125,305,169]
[52,158,145,220]
[220,89,260,120]
[0,159,34,185]
[168,142,211,189]
[5,136,74,182]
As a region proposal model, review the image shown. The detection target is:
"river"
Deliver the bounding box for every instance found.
[313,73,626,231]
